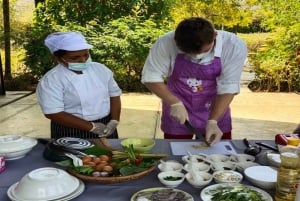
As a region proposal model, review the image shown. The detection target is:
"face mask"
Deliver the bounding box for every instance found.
[67,57,92,71]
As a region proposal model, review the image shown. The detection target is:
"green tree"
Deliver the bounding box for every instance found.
[23,0,173,91]
[170,0,256,31]
[249,0,300,92]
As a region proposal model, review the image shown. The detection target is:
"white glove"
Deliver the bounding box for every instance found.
[90,122,109,137]
[170,101,188,124]
[205,120,223,145]
[104,120,119,136]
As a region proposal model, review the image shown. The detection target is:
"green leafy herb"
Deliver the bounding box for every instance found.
[208,185,265,201]
[84,145,112,156]
[72,166,94,175]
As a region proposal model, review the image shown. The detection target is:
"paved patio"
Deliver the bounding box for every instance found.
[0,85,299,141]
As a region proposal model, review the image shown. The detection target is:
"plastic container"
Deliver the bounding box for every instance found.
[275,152,300,201]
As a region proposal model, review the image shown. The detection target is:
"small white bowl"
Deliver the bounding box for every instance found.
[229,154,255,163]
[0,135,37,160]
[207,154,230,162]
[213,170,243,184]
[235,161,261,172]
[12,167,79,200]
[185,171,213,188]
[244,166,277,190]
[183,163,211,173]
[158,160,183,172]
[157,171,185,188]
[182,154,209,164]
[211,161,236,171]
[266,152,281,167]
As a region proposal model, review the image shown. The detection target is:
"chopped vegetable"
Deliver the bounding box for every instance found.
[207,185,265,201]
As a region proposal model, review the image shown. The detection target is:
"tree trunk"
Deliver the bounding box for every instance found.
[3,0,12,80]
[0,53,5,95]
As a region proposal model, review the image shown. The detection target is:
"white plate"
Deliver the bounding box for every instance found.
[7,180,85,201]
[200,183,273,201]
[131,187,194,201]
[54,137,94,150]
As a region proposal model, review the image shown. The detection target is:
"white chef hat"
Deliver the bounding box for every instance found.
[44,31,93,53]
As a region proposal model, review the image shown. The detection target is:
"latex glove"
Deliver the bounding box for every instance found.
[104,120,119,136]
[170,101,188,124]
[205,120,223,145]
[90,122,109,137]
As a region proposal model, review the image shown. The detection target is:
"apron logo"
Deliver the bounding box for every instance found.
[187,78,203,92]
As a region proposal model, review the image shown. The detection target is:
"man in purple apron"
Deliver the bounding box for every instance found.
[142,17,247,145]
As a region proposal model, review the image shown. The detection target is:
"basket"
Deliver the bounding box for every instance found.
[67,138,158,183]
[67,165,156,184]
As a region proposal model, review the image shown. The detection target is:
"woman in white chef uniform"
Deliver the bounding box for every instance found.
[142,17,247,145]
[36,31,122,139]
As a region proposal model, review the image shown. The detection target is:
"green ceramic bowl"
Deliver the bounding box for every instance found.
[121,138,155,153]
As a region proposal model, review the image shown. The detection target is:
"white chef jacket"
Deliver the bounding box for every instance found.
[36,62,122,121]
[141,30,248,94]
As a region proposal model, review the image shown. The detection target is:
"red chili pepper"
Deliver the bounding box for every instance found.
[135,154,143,165]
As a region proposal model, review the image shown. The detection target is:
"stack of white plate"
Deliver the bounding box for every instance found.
[0,135,37,160]
[7,167,85,201]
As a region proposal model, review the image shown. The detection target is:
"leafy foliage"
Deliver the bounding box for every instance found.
[22,0,171,92]
[247,0,300,92]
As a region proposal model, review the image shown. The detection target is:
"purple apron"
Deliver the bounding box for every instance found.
[161,54,232,136]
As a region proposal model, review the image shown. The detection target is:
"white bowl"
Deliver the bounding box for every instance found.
[0,135,37,160]
[12,167,80,200]
[158,160,183,172]
[185,171,213,188]
[267,152,281,167]
[207,154,230,162]
[183,163,211,173]
[229,154,255,163]
[213,170,243,184]
[211,161,236,171]
[157,171,185,188]
[244,166,277,190]
[235,161,261,172]
[182,154,209,164]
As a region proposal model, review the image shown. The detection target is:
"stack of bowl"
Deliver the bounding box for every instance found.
[0,135,37,160]
[7,167,85,201]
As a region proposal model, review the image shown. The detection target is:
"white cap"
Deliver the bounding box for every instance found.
[44,31,93,53]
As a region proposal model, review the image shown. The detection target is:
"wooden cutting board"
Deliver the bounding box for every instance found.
[170,140,237,155]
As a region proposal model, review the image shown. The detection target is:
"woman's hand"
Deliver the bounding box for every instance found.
[90,122,107,137]
[104,120,119,136]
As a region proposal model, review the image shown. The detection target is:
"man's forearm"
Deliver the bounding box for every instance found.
[144,82,180,105]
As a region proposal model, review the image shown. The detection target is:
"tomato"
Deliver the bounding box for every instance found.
[99,155,110,161]
[92,157,102,164]
[82,156,92,163]
[83,161,96,167]
[95,163,105,171]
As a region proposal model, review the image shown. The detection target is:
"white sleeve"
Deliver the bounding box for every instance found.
[108,73,122,97]
[36,73,65,114]
[141,31,178,83]
[217,32,248,94]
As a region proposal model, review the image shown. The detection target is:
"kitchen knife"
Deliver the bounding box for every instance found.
[184,120,210,146]
[255,142,278,152]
